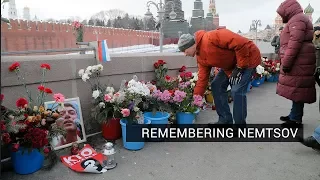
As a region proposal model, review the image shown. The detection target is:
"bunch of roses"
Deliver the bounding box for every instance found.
[153,60,166,69]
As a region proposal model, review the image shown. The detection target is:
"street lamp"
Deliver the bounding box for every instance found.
[144,0,177,52]
[251,19,262,44]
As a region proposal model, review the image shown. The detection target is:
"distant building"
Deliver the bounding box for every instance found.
[162,0,189,38]
[304,3,314,23]
[8,0,18,19]
[242,3,317,42]
[163,0,220,38]
[189,0,218,35]
[23,7,31,20]
[314,17,320,27]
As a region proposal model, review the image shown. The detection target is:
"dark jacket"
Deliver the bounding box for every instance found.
[276,0,316,104]
[271,35,280,54]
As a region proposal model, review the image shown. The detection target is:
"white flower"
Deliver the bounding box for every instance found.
[85,66,92,75]
[92,90,101,99]
[133,107,140,112]
[78,69,85,77]
[96,64,103,71]
[276,67,280,71]
[192,72,198,81]
[256,65,264,74]
[178,75,182,82]
[106,87,115,94]
[99,102,105,108]
[91,65,98,72]
[191,82,196,87]
[82,73,90,82]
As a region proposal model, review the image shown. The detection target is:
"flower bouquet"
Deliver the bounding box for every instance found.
[262,59,280,82]
[78,64,124,140]
[114,76,152,150]
[114,76,151,125]
[153,60,178,91]
[251,65,265,87]
[72,21,84,42]
[1,62,66,174]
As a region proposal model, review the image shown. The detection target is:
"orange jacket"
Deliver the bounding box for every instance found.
[193,28,261,96]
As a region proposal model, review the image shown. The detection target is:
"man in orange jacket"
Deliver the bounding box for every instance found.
[178,28,261,124]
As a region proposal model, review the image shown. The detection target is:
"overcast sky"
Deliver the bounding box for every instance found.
[2,0,320,33]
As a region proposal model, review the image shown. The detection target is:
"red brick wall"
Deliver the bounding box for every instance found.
[1,19,163,52]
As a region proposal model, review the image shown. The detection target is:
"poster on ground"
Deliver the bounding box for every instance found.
[60,144,107,173]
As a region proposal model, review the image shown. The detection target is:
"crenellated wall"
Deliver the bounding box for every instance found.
[1,19,162,52]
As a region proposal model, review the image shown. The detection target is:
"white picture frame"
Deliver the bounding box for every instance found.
[44,97,87,150]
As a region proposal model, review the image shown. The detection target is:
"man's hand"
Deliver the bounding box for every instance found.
[229,67,244,85]
[282,66,291,73]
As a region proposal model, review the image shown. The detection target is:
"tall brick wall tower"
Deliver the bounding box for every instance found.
[8,0,18,19]
[209,0,219,28]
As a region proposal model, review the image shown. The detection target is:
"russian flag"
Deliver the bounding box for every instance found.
[97,40,111,62]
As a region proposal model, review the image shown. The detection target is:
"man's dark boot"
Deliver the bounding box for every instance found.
[280,116,290,122]
[299,136,320,151]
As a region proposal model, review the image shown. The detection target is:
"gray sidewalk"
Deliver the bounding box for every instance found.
[1,83,320,180]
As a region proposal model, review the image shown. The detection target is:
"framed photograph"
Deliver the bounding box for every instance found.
[44,97,87,150]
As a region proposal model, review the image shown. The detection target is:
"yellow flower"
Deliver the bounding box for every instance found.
[39,106,45,113]
[27,116,35,122]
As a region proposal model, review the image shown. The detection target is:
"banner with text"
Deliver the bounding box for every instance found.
[125,124,303,142]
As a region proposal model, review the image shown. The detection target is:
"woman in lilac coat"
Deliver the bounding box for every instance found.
[276,0,316,124]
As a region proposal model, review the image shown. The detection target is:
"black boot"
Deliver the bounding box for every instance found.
[299,136,320,151]
[280,116,290,122]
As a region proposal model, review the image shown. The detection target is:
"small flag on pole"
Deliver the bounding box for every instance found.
[97,40,111,62]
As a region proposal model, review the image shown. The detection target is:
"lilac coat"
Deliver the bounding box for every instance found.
[276,0,316,103]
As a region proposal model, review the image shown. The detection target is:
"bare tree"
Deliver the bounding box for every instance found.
[105,9,126,20]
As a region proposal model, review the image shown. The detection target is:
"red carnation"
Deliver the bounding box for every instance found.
[44,88,53,94]
[180,72,186,78]
[43,147,50,154]
[1,133,11,144]
[0,121,6,131]
[157,60,166,65]
[0,94,4,101]
[40,63,51,70]
[16,98,28,108]
[179,65,187,72]
[12,143,20,152]
[38,85,45,91]
[165,75,171,81]
[8,62,20,72]
[154,62,160,69]
[168,90,174,96]
[185,72,193,78]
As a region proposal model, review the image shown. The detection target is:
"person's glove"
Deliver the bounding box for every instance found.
[282,66,291,73]
[229,67,244,85]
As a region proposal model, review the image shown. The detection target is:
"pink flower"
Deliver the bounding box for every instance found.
[53,93,65,103]
[160,90,171,102]
[192,95,203,107]
[104,94,112,102]
[41,119,46,126]
[152,90,162,99]
[172,90,186,103]
[121,108,130,117]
